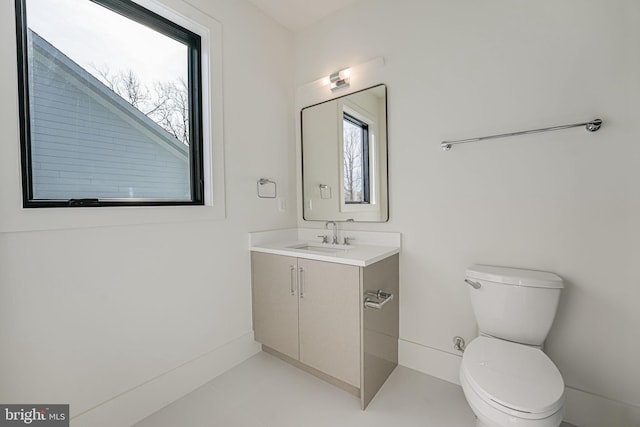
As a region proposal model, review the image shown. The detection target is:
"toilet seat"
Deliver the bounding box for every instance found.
[460,337,564,420]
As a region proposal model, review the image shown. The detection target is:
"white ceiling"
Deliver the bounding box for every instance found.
[246,0,360,32]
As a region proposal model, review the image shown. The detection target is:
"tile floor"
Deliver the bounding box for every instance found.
[134,351,573,427]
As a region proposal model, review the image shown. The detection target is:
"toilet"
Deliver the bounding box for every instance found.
[460,265,565,427]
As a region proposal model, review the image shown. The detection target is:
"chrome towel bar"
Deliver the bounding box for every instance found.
[441,118,603,151]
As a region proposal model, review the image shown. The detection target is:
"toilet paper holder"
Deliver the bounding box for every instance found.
[364,290,393,309]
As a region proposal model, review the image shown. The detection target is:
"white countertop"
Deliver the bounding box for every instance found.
[250,240,400,267]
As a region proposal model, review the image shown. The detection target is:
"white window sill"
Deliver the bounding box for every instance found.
[0,203,226,233]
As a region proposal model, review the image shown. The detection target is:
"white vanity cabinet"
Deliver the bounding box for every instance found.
[252,253,360,388]
[251,250,399,409]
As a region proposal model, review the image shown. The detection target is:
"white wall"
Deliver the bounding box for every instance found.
[295,1,640,425]
[3,0,639,425]
[0,0,296,425]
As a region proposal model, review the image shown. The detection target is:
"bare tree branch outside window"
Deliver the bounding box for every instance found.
[343,118,364,202]
[92,65,190,146]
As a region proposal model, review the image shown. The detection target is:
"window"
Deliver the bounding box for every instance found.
[342,113,370,204]
[15,0,204,207]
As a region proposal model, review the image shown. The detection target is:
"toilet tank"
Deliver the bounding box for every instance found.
[465,265,563,346]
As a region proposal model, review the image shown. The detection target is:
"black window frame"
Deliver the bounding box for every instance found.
[343,113,370,204]
[14,0,204,208]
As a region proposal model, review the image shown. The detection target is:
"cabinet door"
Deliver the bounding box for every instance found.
[298,258,360,388]
[251,252,299,360]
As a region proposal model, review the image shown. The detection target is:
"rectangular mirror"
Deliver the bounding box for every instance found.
[301,84,388,222]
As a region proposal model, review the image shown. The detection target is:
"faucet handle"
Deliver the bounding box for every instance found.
[343,236,355,246]
[317,235,329,244]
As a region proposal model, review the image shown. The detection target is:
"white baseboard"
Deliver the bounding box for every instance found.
[563,386,640,427]
[398,338,462,385]
[71,332,261,427]
[398,339,640,427]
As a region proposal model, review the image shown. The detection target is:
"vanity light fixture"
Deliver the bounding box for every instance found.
[328,68,351,92]
[301,56,385,92]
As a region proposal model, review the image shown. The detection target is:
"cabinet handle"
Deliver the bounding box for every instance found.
[298,267,304,298]
[364,290,393,309]
[289,265,296,296]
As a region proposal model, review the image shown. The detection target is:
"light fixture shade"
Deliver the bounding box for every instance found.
[329,69,350,91]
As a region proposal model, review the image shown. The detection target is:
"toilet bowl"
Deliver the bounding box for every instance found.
[460,265,566,427]
[460,336,564,427]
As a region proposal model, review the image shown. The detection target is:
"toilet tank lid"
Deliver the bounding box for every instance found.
[466,265,563,289]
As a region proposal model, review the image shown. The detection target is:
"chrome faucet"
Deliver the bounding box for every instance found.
[325,221,338,244]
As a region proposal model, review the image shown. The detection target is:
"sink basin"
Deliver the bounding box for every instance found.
[287,244,351,254]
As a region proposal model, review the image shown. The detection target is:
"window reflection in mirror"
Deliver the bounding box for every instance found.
[301,84,388,222]
[343,113,369,204]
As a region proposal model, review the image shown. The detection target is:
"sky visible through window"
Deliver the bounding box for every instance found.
[26,0,187,86]
[26,0,192,145]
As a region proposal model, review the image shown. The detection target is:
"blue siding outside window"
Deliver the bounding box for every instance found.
[15,0,204,207]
